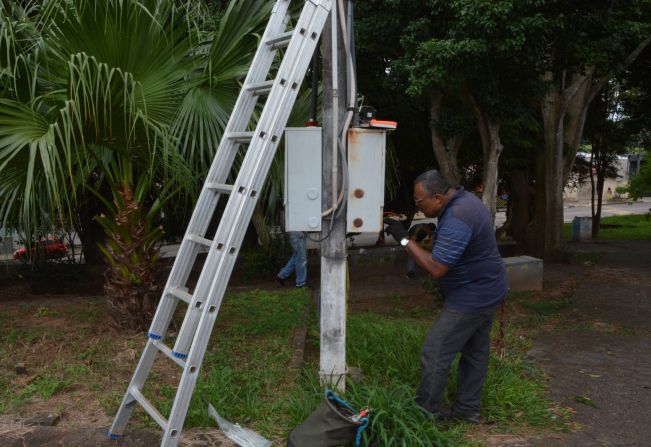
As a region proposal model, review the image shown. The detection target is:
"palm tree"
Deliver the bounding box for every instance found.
[0,0,271,330]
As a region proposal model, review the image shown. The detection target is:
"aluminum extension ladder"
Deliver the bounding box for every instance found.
[108,1,332,445]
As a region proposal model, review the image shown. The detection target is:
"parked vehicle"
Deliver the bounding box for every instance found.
[13,238,67,262]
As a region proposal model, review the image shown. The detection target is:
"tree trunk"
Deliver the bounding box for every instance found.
[73,194,106,265]
[541,73,565,258]
[482,121,503,220]
[563,73,592,182]
[461,86,502,221]
[594,172,605,238]
[589,150,597,233]
[508,168,530,254]
[101,184,161,332]
[590,136,607,238]
[428,87,462,184]
[526,147,547,258]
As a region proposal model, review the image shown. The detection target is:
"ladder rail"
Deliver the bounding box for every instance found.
[147,0,293,342]
[171,0,330,359]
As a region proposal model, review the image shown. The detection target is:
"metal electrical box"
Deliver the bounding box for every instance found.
[284,127,322,231]
[347,128,386,233]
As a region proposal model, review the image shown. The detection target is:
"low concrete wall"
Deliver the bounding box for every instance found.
[504,255,543,292]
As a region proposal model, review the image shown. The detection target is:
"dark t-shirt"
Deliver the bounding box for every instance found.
[431,187,508,310]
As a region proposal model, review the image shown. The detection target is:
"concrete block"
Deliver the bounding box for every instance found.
[504,255,543,291]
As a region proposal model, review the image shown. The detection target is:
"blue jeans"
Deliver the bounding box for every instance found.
[277,232,307,287]
[407,256,416,275]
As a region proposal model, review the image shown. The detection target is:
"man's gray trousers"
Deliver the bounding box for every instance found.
[416,303,500,415]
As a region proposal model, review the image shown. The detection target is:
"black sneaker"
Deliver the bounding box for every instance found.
[406,271,416,279]
[276,276,286,287]
[438,410,481,425]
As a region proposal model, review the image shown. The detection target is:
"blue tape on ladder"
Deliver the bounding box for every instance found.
[147,332,162,340]
[107,431,122,440]
[172,351,188,359]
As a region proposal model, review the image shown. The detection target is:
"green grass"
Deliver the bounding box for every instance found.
[564,213,651,240]
[23,375,69,399]
[0,287,567,445]
[146,288,311,436]
[274,312,566,446]
[520,298,571,316]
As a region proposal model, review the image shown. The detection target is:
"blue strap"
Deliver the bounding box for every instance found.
[325,390,370,447]
[355,417,369,446]
[326,389,356,413]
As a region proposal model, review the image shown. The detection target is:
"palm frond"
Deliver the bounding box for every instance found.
[206,0,272,84]
[0,98,73,232]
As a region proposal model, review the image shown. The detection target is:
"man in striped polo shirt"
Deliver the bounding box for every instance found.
[384,169,508,423]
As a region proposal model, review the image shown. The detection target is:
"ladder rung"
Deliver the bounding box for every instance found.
[247,80,274,96]
[187,234,213,248]
[169,287,193,304]
[152,340,186,368]
[205,183,233,194]
[266,30,293,49]
[129,387,168,431]
[228,131,254,143]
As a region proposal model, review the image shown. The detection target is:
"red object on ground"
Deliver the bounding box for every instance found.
[13,238,67,261]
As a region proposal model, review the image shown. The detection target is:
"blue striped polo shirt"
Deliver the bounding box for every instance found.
[432,187,508,310]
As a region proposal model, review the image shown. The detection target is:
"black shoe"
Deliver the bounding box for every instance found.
[438,410,481,425]
[406,271,416,280]
[276,276,286,287]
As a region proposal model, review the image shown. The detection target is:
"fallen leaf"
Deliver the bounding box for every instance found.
[574,395,597,408]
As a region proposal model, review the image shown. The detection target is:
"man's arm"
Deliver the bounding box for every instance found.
[404,240,449,279]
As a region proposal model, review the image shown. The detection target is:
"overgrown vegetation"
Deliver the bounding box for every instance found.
[239,233,293,280]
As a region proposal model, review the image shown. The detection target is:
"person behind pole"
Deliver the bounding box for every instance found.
[384,169,508,424]
[276,231,308,288]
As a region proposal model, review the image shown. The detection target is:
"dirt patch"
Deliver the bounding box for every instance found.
[527,240,651,447]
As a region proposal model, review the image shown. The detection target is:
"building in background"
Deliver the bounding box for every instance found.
[564,153,645,202]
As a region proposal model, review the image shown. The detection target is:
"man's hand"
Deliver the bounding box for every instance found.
[409,223,436,242]
[383,218,409,243]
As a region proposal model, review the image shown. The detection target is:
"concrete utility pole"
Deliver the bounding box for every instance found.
[319,1,348,392]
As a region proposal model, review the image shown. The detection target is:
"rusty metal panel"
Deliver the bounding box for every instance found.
[347,128,386,233]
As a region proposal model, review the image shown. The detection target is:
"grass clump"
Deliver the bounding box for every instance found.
[278,312,564,446]
[151,288,311,437]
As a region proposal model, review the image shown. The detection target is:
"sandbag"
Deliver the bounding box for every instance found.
[287,390,368,447]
